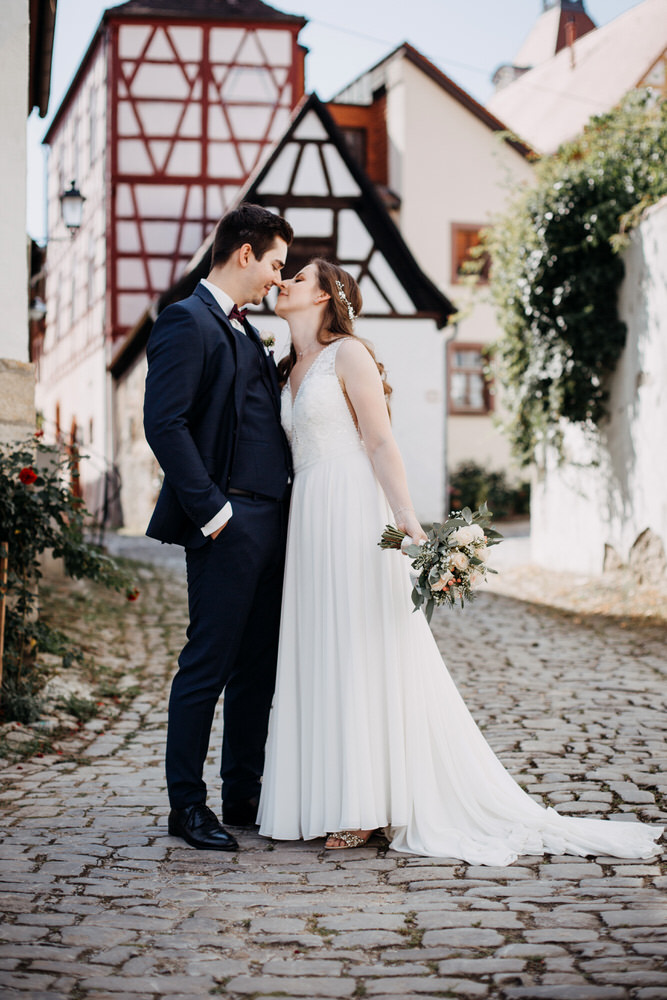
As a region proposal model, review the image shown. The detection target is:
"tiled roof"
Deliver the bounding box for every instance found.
[109,0,306,25]
[487,0,667,153]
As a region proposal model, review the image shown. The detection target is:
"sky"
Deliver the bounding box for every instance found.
[26,0,646,240]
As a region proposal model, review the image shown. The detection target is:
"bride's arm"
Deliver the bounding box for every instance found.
[337,339,427,542]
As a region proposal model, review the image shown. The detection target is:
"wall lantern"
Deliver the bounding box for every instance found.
[59,181,86,234]
[29,297,47,322]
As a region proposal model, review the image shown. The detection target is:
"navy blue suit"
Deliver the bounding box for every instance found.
[144,283,291,809]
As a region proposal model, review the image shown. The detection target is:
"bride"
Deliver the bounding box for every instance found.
[256,258,662,864]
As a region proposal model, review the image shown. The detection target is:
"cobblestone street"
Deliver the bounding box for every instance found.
[1,547,666,1000]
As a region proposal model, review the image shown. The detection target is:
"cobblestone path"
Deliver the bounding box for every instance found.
[1,561,666,1000]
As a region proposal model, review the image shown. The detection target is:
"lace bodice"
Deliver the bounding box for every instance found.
[281,340,365,472]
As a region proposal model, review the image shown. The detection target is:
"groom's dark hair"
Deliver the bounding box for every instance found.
[211,203,293,266]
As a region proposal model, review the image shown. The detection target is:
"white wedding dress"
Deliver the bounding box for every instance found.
[257,340,663,864]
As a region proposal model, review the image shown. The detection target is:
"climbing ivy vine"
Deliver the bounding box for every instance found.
[484,90,667,465]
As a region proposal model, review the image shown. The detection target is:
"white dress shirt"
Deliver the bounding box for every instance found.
[198,278,246,536]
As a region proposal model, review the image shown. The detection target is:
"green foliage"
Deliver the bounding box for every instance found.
[0,436,135,722]
[59,694,99,723]
[449,462,530,519]
[484,91,667,465]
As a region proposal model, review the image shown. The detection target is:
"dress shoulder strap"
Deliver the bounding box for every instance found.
[319,337,346,374]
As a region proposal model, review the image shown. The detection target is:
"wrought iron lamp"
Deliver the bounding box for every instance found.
[59,181,85,234]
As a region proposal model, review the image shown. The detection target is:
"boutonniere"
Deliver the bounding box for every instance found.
[261,333,276,356]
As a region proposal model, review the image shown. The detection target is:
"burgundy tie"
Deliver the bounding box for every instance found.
[228,305,248,324]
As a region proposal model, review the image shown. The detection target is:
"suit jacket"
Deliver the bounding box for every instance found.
[143,283,286,548]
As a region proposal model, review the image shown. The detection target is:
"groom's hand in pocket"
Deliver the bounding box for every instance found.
[210,520,229,540]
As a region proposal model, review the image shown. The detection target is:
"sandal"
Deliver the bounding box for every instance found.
[325,829,374,849]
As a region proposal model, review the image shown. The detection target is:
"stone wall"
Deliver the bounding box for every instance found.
[0,359,36,445]
[114,352,162,535]
[531,196,667,576]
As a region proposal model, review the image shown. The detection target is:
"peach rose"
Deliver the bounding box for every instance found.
[450,550,469,572]
[430,570,453,592]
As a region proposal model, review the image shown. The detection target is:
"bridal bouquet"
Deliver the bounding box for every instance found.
[379,503,502,622]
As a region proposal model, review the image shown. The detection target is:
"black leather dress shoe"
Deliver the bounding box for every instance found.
[168,804,239,851]
[222,796,259,827]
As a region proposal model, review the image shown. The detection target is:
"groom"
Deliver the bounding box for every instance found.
[144,204,293,851]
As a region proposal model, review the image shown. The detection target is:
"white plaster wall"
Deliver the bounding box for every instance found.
[447,410,514,473]
[385,57,534,483]
[1,0,29,362]
[396,59,534,300]
[361,318,446,523]
[531,197,667,574]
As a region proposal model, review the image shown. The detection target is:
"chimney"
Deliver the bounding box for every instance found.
[565,18,576,68]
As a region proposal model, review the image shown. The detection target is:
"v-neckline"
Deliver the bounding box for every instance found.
[288,343,332,406]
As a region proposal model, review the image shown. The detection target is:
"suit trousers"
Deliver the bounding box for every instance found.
[166,495,288,809]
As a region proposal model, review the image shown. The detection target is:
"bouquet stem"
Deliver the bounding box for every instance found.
[379,525,407,550]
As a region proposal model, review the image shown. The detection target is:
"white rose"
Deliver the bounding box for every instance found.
[450,550,469,572]
[469,569,485,589]
[476,546,490,563]
[469,525,485,541]
[450,526,475,546]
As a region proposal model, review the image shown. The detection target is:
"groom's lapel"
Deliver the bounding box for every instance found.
[244,319,282,409]
[192,284,280,410]
[193,283,248,417]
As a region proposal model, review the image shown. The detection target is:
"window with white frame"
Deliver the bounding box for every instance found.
[448,343,493,415]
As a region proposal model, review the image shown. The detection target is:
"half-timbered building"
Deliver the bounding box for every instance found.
[110,94,455,530]
[38,0,548,531]
[37,0,306,517]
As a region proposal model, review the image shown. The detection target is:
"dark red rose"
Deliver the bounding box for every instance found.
[126,587,140,602]
[19,467,38,485]
[34,429,44,439]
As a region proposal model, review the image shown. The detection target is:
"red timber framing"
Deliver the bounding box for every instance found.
[109,94,454,382]
[106,13,305,339]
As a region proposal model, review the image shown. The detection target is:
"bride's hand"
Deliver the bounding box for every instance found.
[396,510,427,546]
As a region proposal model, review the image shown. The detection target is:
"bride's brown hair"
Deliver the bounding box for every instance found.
[276,258,392,409]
